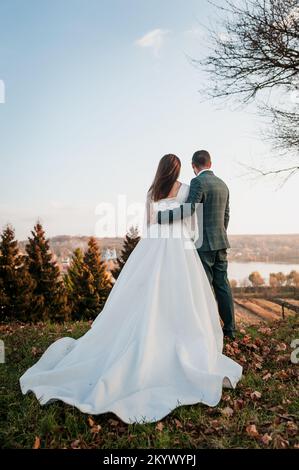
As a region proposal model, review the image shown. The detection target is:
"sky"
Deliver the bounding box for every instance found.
[0,0,298,240]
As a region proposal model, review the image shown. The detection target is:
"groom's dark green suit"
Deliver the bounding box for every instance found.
[157,170,235,336]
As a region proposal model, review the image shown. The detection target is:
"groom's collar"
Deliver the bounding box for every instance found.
[196,169,213,177]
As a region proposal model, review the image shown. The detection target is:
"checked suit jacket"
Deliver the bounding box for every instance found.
[157,170,230,252]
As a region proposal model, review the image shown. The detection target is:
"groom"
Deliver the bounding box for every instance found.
[157,150,236,340]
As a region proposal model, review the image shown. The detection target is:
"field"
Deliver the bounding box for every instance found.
[234,298,298,325]
[0,315,298,449]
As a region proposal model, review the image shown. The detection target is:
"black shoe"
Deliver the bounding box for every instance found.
[224,332,236,340]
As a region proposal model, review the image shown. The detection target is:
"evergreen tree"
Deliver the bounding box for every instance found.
[65,248,96,320]
[82,237,112,317]
[112,226,140,280]
[0,225,34,321]
[26,222,69,322]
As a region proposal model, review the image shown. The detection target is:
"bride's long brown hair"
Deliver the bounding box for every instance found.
[148,154,181,201]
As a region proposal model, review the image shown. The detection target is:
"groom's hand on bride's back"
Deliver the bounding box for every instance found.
[157,177,203,225]
[157,203,193,225]
[157,208,174,225]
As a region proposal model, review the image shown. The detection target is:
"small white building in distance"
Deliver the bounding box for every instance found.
[102,248,117,261]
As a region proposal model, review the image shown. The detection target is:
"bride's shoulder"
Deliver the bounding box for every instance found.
[176,182,189,202]
[178,182,190,194]
[179,182,189,190]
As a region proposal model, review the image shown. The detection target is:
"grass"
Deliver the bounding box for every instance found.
[0,317,298,449]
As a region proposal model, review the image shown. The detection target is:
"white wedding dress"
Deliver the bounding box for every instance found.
[20,183,242,424]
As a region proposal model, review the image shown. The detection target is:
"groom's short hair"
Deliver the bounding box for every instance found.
[192,150,211,168]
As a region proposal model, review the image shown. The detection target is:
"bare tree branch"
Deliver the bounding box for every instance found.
[196,0,299,177]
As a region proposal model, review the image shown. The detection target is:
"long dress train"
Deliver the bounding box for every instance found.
[20,183,242,424]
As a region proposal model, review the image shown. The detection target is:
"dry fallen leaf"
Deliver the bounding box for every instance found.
[242,335,251,344]
[246,424,259,438]
[239,355,247,363]
[233,399,245,410]
[71,439,80,449]
[282,398,291,405]
[275,370,289,380]
[262,372,272,381]
[275,343,287,352]
[250,391,262,400]
[273,435,289,449]
[174,419,183,429]
[258,326,272,335]
[91,425,102,434]
[223,394,232,402]
[33,436,40,449]
[260,433,272,445]
[262,346,271,354]
[253,353,263,362]
[225,344,234,354]
[275,355,289,363]
[88,416,95,428]
[254,362,263,370]
[210,419,221,427]
[221,406,234,417]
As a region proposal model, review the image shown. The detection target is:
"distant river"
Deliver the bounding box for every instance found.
[228,262,299,283]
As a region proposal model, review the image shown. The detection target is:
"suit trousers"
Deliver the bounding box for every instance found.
[198,248,235,335]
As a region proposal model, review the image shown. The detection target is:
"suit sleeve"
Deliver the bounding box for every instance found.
[224,191,230,230]
[157,178,203,225]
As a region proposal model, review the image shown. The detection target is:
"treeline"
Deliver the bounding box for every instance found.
[0,223,140,323]
[230,270,299,289]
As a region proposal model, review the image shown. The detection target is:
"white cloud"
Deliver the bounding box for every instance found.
[135,29,170,56]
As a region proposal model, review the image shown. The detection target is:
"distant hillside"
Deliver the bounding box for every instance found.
[18,234,299,264]
[19,235,123,261]
[228,234,299,263]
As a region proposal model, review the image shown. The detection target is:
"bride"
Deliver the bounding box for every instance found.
[20,154,242,424]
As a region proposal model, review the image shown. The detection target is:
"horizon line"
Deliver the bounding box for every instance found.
[17,232,299,242]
